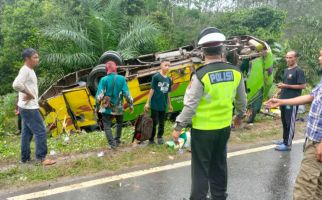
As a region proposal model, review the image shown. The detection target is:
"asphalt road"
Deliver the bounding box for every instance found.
[5,142,304,200]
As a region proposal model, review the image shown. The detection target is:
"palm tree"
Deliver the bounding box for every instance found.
[40,0,159,72]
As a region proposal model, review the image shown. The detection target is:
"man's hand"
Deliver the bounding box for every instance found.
[316,142,322,162]
[23,93,34,101]
[169,104,173,112]
[172,130,181,145]
[277,83,287,89]
[144,104,149,112]
[233,116,243,128]
[264,98,282,109]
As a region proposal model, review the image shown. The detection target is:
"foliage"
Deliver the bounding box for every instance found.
[271,41,290,83]
[170,7,209,47]
[1,0,320,96]
[214,7,287,43]
[123,0,145,16]
[0,0,77,95]
[287,15,322,86]
[118,17,159,58]
[270,14,322,86]
[0,0,42,95]
[0,93,17,136]
[41,0,159,71]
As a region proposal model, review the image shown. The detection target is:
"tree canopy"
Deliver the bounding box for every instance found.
[0,0,321,95]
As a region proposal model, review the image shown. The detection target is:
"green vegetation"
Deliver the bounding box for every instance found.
[0,120,179,188]
[0,120,174,161]
[0,140,180,188]
[0,93,17,136]
[0,117,306,188]
[1,0,322,96]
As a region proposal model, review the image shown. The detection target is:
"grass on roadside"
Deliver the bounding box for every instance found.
[231,113,306,143]
[0,114,307,188]
[0,120,180,188]
[0,121,174,163]
[0,144,179,188]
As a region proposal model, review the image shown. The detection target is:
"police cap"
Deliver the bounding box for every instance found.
[197,27,226,47]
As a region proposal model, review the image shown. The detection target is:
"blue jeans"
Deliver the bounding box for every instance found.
[19,107,48,162]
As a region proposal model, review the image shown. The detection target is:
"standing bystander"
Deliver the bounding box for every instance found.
[96,61,134,150]
[265,49,322,200]
[144,60,173,145]
[12,48,56,165]
[274,51,306,151]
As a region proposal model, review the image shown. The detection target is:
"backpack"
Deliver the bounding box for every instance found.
[132,114,153,143]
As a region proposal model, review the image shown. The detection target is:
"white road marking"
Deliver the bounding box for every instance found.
[227,139,304,158]
[7,139,305,200]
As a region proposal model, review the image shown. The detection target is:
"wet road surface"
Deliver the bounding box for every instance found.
[5,141,304,200]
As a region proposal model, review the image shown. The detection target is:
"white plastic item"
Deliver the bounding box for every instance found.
[97,151,105,157]
[50,150,57,156]
[297,105,306,114]
[184,131,191,148]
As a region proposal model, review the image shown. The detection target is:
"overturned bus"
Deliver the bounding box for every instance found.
[39,35,273,137]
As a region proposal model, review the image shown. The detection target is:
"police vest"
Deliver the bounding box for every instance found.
[192,62,242,130]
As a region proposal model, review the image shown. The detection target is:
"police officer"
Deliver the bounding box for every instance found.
[172,27,247,200]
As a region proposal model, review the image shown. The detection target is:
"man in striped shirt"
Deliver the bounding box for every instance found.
[265,49,322,199]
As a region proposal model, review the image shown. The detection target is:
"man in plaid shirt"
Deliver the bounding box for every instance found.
[265,49,322,199]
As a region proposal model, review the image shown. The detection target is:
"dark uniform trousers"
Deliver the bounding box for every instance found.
[190,126,230,200]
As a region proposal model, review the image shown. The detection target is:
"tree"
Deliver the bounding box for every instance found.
[213,7,286,43]
[38,0,159,92]
[42,0,159,64]
[1,0,321,95]
[0,0,79,95]
[0,0,160,94]
[288,16,322,85]
[0,0,50,95]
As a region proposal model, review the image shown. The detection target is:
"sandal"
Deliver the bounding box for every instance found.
[41,159,56,166]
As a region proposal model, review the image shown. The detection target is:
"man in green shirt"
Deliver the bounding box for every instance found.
[144,60,173,144]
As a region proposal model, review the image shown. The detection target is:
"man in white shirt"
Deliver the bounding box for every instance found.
[12,48,56,166]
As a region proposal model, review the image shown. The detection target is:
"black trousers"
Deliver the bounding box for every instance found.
[149,109,165,141]
[190,127,230,200]
[102,114,123,147]
[280,105,298,146]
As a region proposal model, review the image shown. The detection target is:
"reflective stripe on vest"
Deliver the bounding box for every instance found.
[192,62,242,130]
